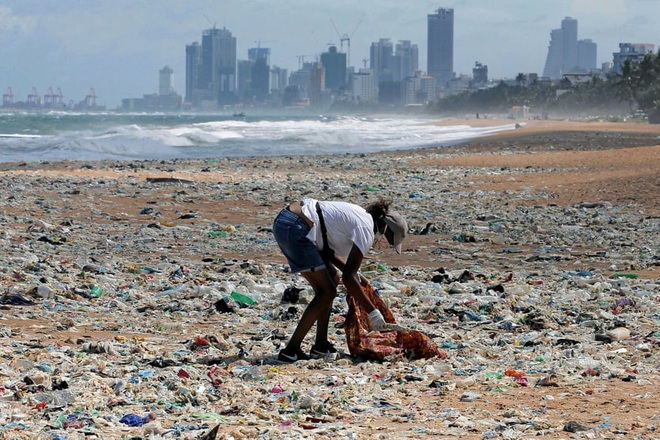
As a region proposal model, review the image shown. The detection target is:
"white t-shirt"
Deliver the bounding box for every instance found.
[301,198,374,259]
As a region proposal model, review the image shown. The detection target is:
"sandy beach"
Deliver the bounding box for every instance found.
[0,119,658,439]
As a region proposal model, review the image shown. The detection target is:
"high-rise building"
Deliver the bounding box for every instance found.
[186,26,237,107]
[577,39,597,72]
[269,66,288,94]
[420,75,437,102]
[248,47,271,65]
[472,62,488,85]
[308,62,326,107]
[248,47,271,102]
[351,68,378,103]
[543,17,591,79]
[370,38,394,84]
[320,45,347,91]
[237,59,253,101]
[427,8,454,85]
[543,29,564,79]
[561,17,578,74]
[159,66,174,96]
[289,62,314,92]
[185,43,201,103]
[402,76,421,106]
[393,40,419,81]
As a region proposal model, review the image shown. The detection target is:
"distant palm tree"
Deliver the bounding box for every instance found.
[610,58,638,112]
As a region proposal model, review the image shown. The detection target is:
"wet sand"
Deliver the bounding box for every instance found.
[0,119,658,438]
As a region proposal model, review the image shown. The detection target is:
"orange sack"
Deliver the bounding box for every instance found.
[344,279,447,361]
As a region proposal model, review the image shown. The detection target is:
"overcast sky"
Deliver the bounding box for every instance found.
[1,0,658,108]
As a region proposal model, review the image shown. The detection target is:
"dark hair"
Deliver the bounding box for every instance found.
[365,198,391,229]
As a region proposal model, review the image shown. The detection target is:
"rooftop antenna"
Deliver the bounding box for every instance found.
[330,19,362,68]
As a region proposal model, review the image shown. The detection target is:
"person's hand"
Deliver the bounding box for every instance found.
[369,309,408,332]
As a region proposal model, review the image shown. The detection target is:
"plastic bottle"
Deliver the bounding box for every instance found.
[89,285,103,298]
[230,291,257,306]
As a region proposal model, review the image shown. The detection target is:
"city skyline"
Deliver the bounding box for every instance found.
[1,0,659,107]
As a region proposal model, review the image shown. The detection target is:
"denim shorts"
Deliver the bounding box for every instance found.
[273,207,325,273]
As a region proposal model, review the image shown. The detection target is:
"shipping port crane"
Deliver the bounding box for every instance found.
[2,87,13,106]
[43,87,64,107]
[85,88,97,108]
[27,87,41,106]
[44,87,55,106]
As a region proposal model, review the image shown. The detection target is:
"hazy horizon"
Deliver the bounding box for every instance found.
[1,0,659,108]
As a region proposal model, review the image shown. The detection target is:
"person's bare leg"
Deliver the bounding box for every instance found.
[283,269,336,353]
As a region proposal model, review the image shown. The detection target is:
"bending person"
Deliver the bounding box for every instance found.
[272,197,408,363]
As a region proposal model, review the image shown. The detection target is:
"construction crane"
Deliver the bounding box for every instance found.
[330,19,362,68]
[203,14,216,29]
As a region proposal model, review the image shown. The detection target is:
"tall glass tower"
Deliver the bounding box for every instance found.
[393,40,419,82]
[561,17,578,74]
[370,38,394,84]
[200,27,237,105]
[427,8,454,85]
[185,42,201,103]
[543,17,580,79]
[543,29,564,79]
[577,39,597,72]
[248,47,271,101]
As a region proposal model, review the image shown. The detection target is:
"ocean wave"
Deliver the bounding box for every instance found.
[0,113,517,162]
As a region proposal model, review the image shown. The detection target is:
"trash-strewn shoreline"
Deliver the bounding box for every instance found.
[1,119,658,439]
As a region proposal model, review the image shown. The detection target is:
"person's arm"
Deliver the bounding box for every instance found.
[341,245,374,313]
[327,253,346,271]
[342,244,408,332]
[322,252,344,287]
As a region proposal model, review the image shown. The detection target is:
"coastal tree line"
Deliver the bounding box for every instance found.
[430,51,660,123]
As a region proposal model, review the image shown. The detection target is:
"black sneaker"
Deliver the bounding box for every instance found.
[310,342,338,359]
[276,348,310,363]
